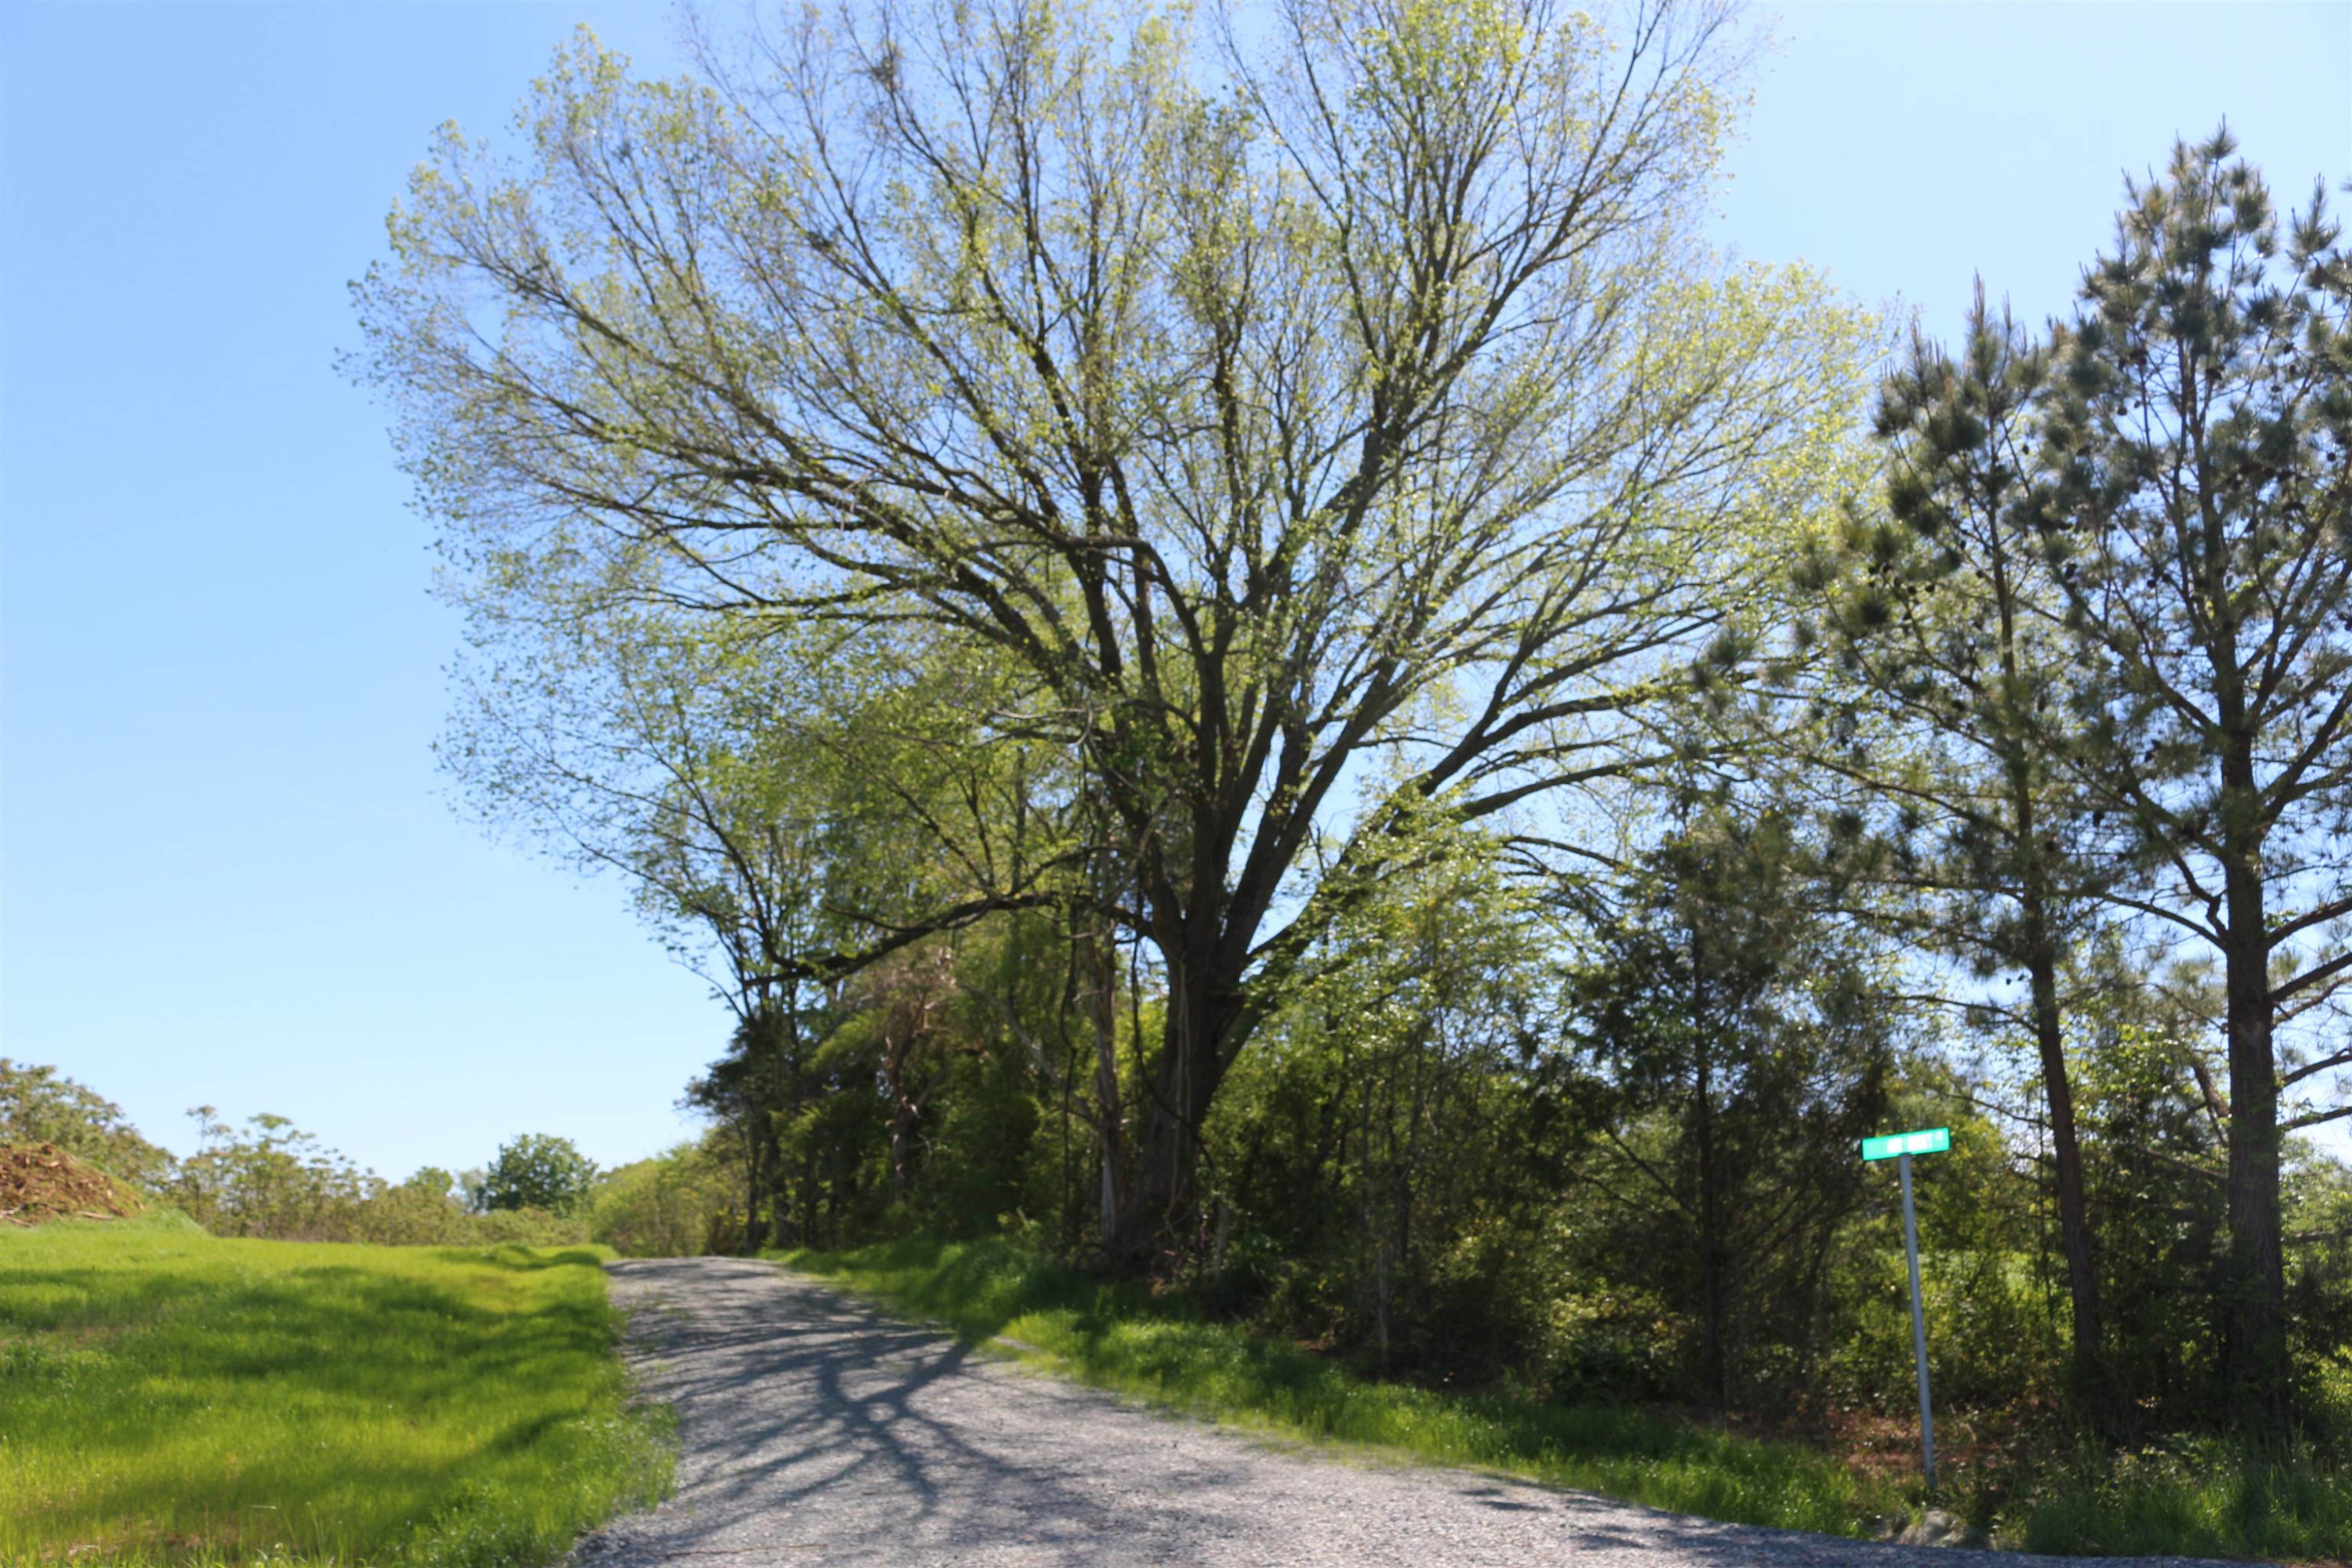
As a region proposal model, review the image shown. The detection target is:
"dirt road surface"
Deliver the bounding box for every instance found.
[569,1257,2245,1568]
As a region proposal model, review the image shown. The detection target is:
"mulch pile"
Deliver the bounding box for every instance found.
[0,1143,143,1226]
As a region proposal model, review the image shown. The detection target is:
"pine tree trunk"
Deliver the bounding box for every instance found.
[2221,854,2291,1432]
[1993,542,2104,1422]
[2024,934,2103,1421]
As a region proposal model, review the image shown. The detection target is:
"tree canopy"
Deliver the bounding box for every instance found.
[477,1132,600,1215]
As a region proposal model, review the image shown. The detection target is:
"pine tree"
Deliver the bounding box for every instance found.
[1569,804,1896,1409]
[2033,130,2352,1433]
[1797,292,2113,1422]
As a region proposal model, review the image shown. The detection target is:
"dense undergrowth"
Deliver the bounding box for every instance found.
[0,1214,672,1567]
[781,1234,2352,1562]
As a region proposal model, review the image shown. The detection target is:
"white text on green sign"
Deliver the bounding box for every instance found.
[1861,1127,1950,1161]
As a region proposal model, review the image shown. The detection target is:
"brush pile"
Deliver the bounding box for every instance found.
[0,1142,142,1225]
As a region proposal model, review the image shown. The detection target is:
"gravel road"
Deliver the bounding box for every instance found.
[571,1257,2246,1568]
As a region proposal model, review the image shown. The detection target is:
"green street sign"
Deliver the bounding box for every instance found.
[1861,1127,1950,1161]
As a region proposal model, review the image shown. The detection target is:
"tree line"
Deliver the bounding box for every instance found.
[0,1058,739,1254]
[350,0,2351,1449]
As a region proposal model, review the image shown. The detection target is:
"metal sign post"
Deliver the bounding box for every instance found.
[1862,1126,1949,1489]
[1896,1152,1935,1487]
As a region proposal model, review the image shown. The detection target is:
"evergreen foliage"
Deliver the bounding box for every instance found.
[2027,129,2352,1434]
[1563,806,1896,1409]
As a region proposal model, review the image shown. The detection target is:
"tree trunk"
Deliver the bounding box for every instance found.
[742,1122,768,1254]
[1105,954,1232,1271]
[2024,934,2103,1421]
[1697,1140,1725,1405]
[887,1086,920,1198]
[1087,926,1127,1254]
[1993,540,2104,1422]
[1693,953,1726,1408]
[2221,855,2291,1432]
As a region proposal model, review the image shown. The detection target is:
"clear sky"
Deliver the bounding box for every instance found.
[4,2,2348,1182]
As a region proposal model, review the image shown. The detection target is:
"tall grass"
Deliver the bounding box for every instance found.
[2007,1437,2352,1561]
[0,1214,670,1566]
[777,1234,1895,1538]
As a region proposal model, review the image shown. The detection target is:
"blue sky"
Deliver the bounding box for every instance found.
[4,2,2348,1181]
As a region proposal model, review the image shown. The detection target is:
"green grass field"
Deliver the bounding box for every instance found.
[776,1234,1900,1539]
[0,1214,671,1567]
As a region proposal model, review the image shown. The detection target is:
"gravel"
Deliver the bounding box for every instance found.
[570,1257,2249,1568]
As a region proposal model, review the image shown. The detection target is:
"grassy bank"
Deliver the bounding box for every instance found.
[0,1214,671,1566]
[779,1236,2352,1561]
[777,1234,1897,1538]
[2005,1436,2352,1561]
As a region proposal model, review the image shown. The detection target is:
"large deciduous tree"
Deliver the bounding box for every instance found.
[2033,132,2352,1432]
[354,0,1868,1268]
